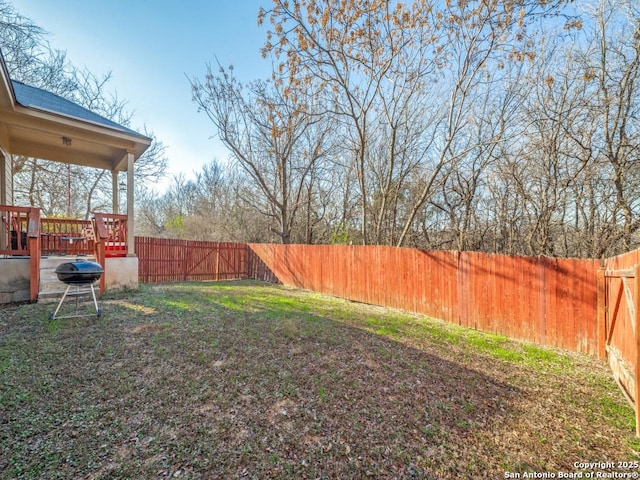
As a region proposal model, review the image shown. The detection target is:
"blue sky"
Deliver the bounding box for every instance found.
[18,0,273,190]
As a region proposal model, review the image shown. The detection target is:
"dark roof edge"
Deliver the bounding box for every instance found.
[11,79,152,143]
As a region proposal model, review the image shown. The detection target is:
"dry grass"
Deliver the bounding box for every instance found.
[1,280,638,479]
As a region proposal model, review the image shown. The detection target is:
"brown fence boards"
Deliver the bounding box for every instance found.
[135,237,248,283]
[604,250,639,373]
[136,239,601,355]
[247,244,601,355]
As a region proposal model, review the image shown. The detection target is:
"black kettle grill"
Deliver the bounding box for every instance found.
[49,260,103,320]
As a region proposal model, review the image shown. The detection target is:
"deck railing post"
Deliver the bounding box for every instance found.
[27,207,40,301]
[92,213,108,295]
[97,242,106,295]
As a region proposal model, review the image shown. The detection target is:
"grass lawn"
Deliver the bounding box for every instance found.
[1,280,638,479]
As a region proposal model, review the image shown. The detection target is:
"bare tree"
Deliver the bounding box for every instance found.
[588,0,640,251]
[190,63,331,243]
[260,0,442,244]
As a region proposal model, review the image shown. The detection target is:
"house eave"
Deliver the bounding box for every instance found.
[23,104,152,144]
[0,102,151,171]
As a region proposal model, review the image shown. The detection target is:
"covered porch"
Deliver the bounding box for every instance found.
[0,50,151,302]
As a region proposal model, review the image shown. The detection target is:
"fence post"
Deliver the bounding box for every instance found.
[597,266,606,360]
[455,250,462,326]
[246,244,252,279]
[634,264,640,437]
[183,240,189,281]
[215,243,220,281]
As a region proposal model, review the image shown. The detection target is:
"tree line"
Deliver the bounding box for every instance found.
[167,0,640,258]
[4,1,640,258]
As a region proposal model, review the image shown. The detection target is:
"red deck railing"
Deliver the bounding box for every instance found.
[0,204,41,300]
[40,218,94,256]
[2,210,128,259]
[93,213,128,258]
[0,205,31,256]
[2,208,129,297]
[92,212,128,294]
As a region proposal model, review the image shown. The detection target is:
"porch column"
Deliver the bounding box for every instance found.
[0,150,7,252]
[126,152,135,257]
[112,170,119,214]
[0,149,10,205]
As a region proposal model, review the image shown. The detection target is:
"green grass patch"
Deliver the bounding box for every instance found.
[597,394,636,430]
[355,305,570,372]
[164,300,192,310]
[365,317,400,337]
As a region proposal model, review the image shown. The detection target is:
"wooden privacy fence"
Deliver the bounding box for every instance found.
[135,237,248,283]
[248,244,601,354]
[136,240,601,353]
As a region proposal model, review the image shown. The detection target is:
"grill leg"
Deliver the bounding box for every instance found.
[90,283,99,314]
[51,284,72,320]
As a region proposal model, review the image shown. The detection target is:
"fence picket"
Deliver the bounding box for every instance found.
[135,237,248,283]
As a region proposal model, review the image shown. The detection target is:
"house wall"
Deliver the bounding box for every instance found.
[0,257,30,303]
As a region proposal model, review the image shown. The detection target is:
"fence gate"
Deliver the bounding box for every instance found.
[604,265,640,436]
[184,241,248,281]
[135,237,249,283]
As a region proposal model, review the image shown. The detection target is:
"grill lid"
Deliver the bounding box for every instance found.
[55,261,103,284]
